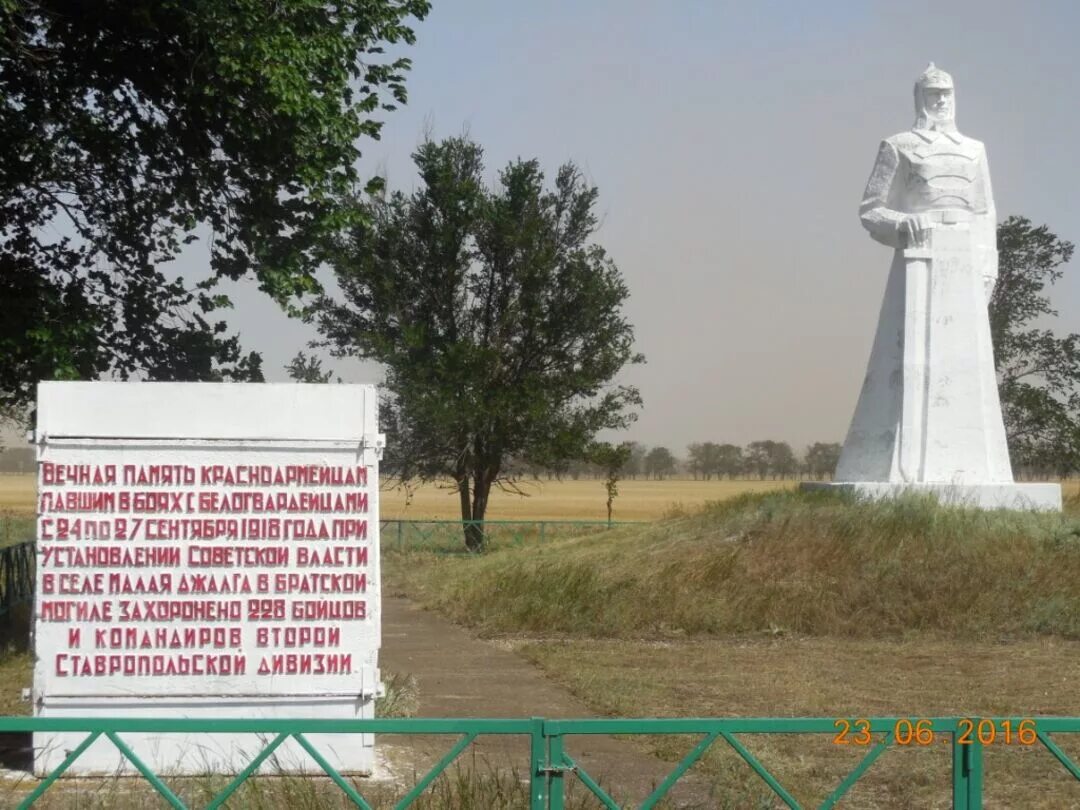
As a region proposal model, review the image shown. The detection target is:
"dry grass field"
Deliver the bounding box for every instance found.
[0,472,795,521]
[379,477,796,521]
[0,473,34,511]
[4,472,1076,522]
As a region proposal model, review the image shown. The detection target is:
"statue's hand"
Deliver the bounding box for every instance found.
[900,213,932,247]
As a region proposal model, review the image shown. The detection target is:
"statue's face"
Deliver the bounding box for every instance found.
[923,87,954,123]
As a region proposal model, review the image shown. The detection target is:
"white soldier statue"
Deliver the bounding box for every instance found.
[825,64,1060,509]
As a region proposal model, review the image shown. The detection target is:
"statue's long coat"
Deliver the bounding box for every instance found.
[835,128,1013,484]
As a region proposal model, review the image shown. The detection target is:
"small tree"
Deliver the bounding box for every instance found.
[588,441,632,524]
[314,137,643,550]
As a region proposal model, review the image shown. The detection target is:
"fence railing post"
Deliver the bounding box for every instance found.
[952,722,984,809]
[548,729,566,810]
[968,732,984,809]
[530,716,548,810]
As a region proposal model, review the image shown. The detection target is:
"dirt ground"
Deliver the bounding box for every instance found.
[378,595,716,807]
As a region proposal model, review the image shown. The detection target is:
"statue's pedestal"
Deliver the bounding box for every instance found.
[801,481,1061,511]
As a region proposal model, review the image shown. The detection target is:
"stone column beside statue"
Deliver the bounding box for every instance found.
[807,64,1060,510]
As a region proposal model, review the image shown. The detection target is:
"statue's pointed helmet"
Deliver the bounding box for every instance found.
[914,62,955,128]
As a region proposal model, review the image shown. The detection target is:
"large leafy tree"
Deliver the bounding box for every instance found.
[0,0,429,411]
[314,137,642,550]
[990,217,1079,477]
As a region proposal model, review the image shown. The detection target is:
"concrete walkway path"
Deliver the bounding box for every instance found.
[378,595,713,807]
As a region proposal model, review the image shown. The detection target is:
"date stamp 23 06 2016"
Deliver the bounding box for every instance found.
[833,718,1038,747]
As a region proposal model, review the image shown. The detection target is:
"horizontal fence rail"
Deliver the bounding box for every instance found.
[1,716,1079,809]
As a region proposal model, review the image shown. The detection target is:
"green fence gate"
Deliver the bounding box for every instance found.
[2,715,1079,809]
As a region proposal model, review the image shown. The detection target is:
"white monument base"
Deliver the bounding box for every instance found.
[801,481,1061,511]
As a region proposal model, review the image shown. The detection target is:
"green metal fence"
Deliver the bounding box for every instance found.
[1,715,1078,808]
[0,540,34,615]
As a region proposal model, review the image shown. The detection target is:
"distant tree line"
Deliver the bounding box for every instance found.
[502,441,843,481]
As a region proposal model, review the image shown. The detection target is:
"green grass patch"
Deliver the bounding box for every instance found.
[376,671,420,718]
[0,510,34,547]
[0,648,31,715]
[1,753,614,809]
[385,489,1080,640]
[2,766,604,809]
[382,519,625,554]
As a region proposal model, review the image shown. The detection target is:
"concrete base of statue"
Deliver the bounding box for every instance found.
[801,481,1061,511]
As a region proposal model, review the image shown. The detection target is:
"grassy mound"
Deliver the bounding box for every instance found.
[385,489,1080,640]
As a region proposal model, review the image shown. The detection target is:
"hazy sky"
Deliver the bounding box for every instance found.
[169,1,1080,454]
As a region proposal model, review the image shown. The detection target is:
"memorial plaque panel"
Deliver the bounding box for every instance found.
[33,382,384,775]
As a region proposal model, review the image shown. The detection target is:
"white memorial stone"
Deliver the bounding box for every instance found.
[811,65,1060,510]
[32,381,384,775]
